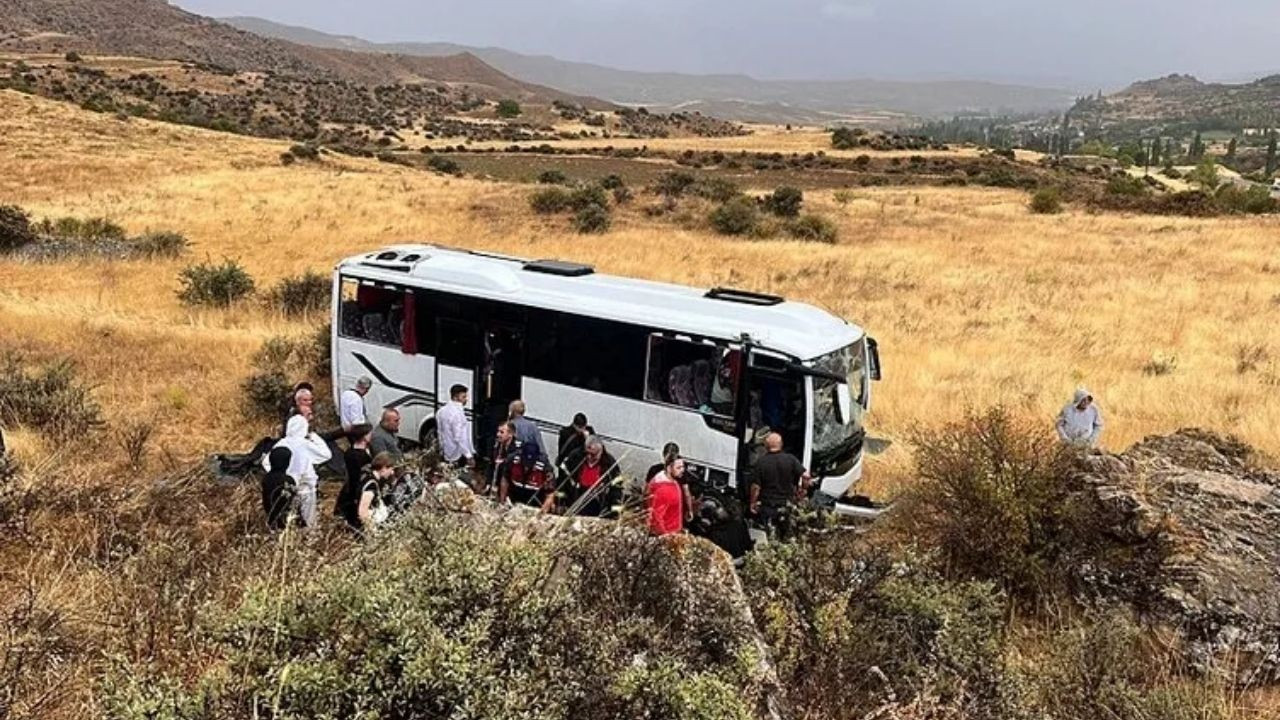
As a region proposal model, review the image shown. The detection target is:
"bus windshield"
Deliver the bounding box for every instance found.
[810,338,867,468]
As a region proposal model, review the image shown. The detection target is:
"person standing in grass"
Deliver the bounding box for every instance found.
[1057,387,1104,448]
[339,376,372,432]
[647,455,686,536]
[437,384,476,471]
[370,408,404,462]
[262,414,331,528]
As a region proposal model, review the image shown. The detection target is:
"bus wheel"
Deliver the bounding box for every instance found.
[418,422,439,452]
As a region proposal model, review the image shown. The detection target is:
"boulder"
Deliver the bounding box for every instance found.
[1072,429,1280,681]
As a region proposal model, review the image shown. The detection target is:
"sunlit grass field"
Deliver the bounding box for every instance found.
[4,89,1280,497]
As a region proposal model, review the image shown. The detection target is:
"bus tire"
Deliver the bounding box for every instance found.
[418,420,438,451]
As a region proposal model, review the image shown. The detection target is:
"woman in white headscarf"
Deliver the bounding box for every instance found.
[262,414,332,527]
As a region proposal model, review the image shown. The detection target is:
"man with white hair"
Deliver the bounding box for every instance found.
[340,376,373,432]
[1057,387,1104,448]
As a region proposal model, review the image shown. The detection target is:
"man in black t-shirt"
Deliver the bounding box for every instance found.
[749,433,811,533]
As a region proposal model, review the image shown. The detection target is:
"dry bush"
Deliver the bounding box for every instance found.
[0,204,36,251]
[176,259,255,308]
[241,333,331,420]
[0,352,104,439]
[101,515,770,720]
[530,186,573,214]
[1030,187,1063,214]
[709,197,760,236]
[573,204,612,234]
[113,419,154,470]
[895,406,1083,602]
[267,270,330,318]
[787,214,838,243]
[129,231,189,259]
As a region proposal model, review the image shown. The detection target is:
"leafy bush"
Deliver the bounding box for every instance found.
[102,515,770,720]
[611,185,634,205]
[763,186,804,217]
[530,186,573,214]
[129,231,189,258]
[1105,175,1149,197]
[37,215,127,242]
[687,178,741,203]
[496,99,522,118]
[268,270,330,318]
[537,169,568,185]
[742,538,1020,720]
[0,204,35,252]
[0,352,104,439]
[64,51,82,63]
[1216,184,1278,214]
[896,406,1082,601]
[655,171,697,197]
[240,334,327,418]
[831,126,861,150]
[1030,187,1063,214]
[787,214,838,243]
[176,259,255,308]
[600,174,626,190]
[709,197,760,236]
[426,155,462,176]
[240,368,291,420]
[568,184,609,211]
[573,204,612,234]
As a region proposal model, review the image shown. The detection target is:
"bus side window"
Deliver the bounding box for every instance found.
[339,278,405,348]
[645,336,731,414]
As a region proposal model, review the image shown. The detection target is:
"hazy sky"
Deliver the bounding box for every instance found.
[176,0,1280,88]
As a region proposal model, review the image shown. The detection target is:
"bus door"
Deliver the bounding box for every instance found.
[479,321,525,443]
[739,350,807,498]
[435,316,482,444]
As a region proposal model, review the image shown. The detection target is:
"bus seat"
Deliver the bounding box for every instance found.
[691,359,713,406]
[667,365,696,407]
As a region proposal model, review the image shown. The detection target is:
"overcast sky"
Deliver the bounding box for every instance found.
[175,0,1280,89]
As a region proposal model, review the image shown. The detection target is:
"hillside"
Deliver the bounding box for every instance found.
[224,15,1078,122]
[0,0,606,107]
[1070,72,1280,131]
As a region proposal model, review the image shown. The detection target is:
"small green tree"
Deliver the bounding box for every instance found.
[1148,137,1161,167]
[1266,131,1278,178]
[1225,137,1238,166]
[496,99,522,118]
[1189,131,1204,162]
[1029,187,1063,215]
[1164,138,1176,166]
[1187,157,1220,190]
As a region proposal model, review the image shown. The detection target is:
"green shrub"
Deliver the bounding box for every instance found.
[611,185,634,205]
[1105,175,1149,197]
[102,515,768,720]
[573,204,611,234]
[496,99,522,118]
[787,214,838,243]
[288,143,320,162]
[176,259,255,308]
[129,231,189,258]
[529,186,573,214]
[269,270,330,318]
[0,204,35,252]
[709,197,760,236]
[0,352,104,439]
[1216,184,1278,214]
[831,126,859,150]
[64,51,82,63]
[426,155,462,176]
[763,186,804,217]
[742,538,1020,720]
[687,178,741,203]
[896,406,1082,601]
[1030,187,1063,214]
[537,169,568,185]
[600,174,626,190]
[37,215,127,242]
[655,171,697,197]
[568,184,609,211]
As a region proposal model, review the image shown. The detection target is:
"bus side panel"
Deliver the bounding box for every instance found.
[336,340,437,441]
[522,379,738,483]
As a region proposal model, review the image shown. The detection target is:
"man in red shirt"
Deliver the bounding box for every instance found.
[647,456,686,536]
[569,435,620,517]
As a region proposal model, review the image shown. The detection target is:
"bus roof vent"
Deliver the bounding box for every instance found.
[522,259,595,277]
[374,251,400,261]
[705,287,785,306]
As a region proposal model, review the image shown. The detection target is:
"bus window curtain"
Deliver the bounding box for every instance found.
[401,290,418,354]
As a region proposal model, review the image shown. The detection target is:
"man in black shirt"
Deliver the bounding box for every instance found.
[749,433,811,534]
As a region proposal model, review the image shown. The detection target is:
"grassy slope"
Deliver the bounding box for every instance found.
[3,89,1280,493]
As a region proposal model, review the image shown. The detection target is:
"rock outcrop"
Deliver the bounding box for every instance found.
[1073,429,1280,681]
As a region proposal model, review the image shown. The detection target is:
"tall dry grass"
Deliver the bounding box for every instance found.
[3,88,1280,491]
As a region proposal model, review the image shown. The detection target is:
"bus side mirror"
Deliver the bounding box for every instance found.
[867,337,882,382]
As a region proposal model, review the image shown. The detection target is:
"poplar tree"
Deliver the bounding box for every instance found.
[1266,131,1278,178]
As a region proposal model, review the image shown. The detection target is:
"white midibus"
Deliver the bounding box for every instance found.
[331,244,881,504]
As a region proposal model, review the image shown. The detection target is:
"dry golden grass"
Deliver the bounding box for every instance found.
[4,89,1280,497]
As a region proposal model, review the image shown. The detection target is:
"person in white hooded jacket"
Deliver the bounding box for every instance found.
[262,413,332,527]
[1056,387,1103,448]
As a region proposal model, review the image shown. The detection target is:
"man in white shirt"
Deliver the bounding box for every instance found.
[1057,387,1104,448]
[340,376,373,432]
[437,384,476,470]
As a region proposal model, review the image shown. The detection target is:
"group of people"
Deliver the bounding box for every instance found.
[257,375,817,542]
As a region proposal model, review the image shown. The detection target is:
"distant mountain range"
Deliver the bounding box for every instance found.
[1070,73,1280,131]
[0,0,605,107]
[224,16,1078,123]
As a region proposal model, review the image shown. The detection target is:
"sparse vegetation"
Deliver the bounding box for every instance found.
[176,259,255,307]
[426,154,462,176]
[573,203,612,234]
[537,169,569,185]
[709,197,760,235]
[0,204,36,251]
[787,214,838,243]
[1030,187,1064,214]
[268,270,330,318]
[530,186,574,214]
[0,351,104,439]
